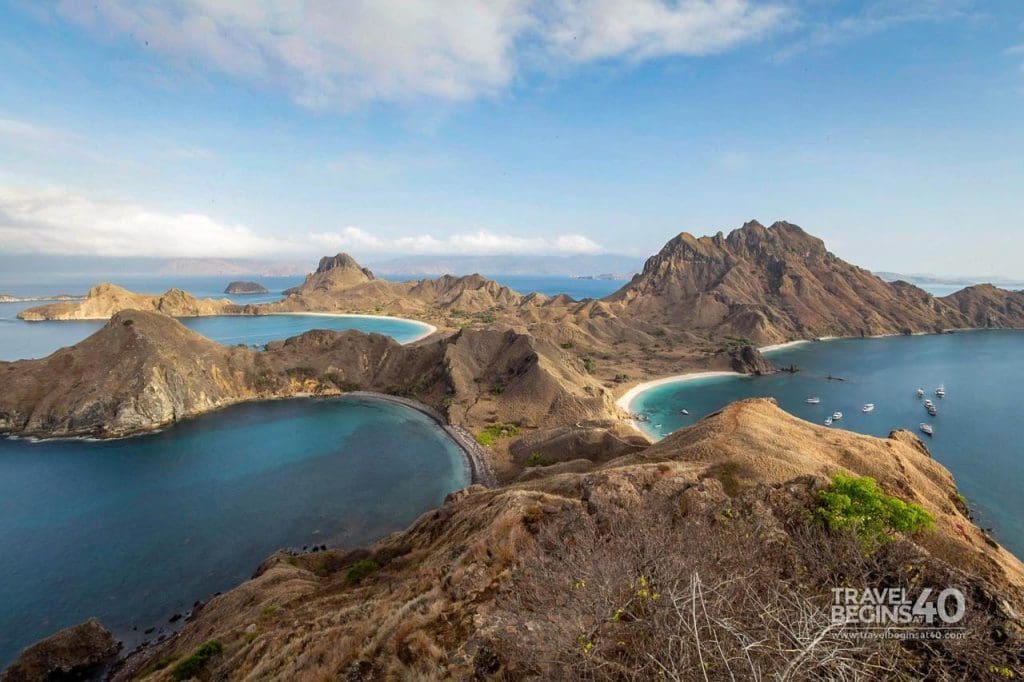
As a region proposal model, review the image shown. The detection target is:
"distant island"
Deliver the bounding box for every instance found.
[0,293,83,303]
[570,272,633,281]
[223,281,269,295]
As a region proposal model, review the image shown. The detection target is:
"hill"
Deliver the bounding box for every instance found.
[607,220,972,344]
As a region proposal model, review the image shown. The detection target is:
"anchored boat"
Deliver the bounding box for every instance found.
[805,396,821,404]
[862,403,875,413]
[919,423,933,436]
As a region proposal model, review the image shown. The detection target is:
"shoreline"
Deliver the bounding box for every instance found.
[344,392,496,487]
[615,371,745,415]
[268,311,438,344]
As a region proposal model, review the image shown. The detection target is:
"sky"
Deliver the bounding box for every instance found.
[0,0,1022,277]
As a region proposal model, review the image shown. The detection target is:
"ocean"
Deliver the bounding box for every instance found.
[628,330,1024,559]
[0,396,468,667]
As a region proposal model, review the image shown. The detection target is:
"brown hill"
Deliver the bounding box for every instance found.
[17,283,237,321]
[283,253,376,294]
[607,220,970,344]
[941,283,1024,329]
[0,311,613,442]
[104,399,1023,681]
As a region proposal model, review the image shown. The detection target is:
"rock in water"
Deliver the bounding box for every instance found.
[224,280,269,295]
[1,618,119,681]
[728,344,776,375]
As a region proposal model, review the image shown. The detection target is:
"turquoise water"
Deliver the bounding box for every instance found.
[631,331,1024,558]
[0,303,430,361]
[0,396,468,666]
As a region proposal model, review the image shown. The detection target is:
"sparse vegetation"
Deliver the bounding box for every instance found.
[525,452,551,468]
[815,474,934,551]
[560,340,575,349]
[581,357,596,374]
[475,422,521,446]
[122,319,133,326]
[345,559,379,584]
[171,640,223,681]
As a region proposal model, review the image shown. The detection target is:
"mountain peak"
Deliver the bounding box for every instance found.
[315,253,375,279]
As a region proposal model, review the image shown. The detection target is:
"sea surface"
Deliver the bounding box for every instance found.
[0,396,469,666]
[629,330,1024,559]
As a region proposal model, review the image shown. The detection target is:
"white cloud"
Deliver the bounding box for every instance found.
[0,187,286,258]
[52,0,789,109]
[310,227,603,256]
[0,187,604,258]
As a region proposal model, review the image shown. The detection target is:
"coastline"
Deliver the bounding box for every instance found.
[265,311,438,344]
[615,371,745,415]
[344,391,496,487]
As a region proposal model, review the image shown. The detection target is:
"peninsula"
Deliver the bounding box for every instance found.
[4,221,1024,680]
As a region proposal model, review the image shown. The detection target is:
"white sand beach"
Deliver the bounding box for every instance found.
[616,371,745,414]
[270,312,437,344]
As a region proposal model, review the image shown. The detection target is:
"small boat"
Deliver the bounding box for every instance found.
[832,411,843,421]
[825,417,833,426]
[862,403,875,413]
[680,409,690,415]
[805,397,821,404]
[919,423,933,436]
[923,399,934,408]
[935,385,946,398]
[927,405,938,416]
[916,388,925,398]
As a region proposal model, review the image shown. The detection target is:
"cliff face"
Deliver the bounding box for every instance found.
[941,284,1024,328]
[107,399,1024,681]
[17,283,237,321]
[607,221,970,344]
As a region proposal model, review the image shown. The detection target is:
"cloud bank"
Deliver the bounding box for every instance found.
[53,0,789,108]
[0,187,603,258]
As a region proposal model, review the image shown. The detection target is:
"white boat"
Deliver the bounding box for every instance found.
[919,423,933,436]
[923,399,934,408]
[805,397,821,404]
[927,405,938,416]
[935,385,946,398]
[862,403,875,413]
[825,417,833,426]
[916,388,925,398]
[832,411,843,421]
[680,409,690,415]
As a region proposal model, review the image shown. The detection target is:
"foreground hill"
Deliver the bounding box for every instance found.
[96,399,1022,681]
[606,220,977,344]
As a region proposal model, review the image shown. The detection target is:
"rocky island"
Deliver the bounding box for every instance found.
[4,220,1024,680]
[223,280,269,295]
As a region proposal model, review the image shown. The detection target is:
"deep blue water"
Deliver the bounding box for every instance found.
[0,396,468,666]
[630,330,1024,559]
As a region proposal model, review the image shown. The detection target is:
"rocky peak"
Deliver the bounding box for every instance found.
[315,253,375,280]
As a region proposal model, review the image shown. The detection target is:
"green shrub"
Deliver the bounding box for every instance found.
[475,423,521,446]
[171,640,223,681]
[560,341,575,349]
[122,319,133,326]
[815,474,934,551]
[525,452,550,468]
[581,357,597,374]
[345,559,379,584]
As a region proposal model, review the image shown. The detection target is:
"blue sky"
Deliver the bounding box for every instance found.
[0,0,1022,277]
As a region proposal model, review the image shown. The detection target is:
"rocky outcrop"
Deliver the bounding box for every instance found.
[606,220,975,344]
[18,283,237,320]
[1,618,118,682]
[728,344,776,375]
[224,281,269,295]
[106,399,1023,681]
[283,253,376,295]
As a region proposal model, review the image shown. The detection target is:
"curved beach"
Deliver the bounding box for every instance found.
[269,311,438,344]
[616,371,745,414]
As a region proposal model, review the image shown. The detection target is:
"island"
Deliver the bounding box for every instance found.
[223,281,269,295]
[4,220,1024,680]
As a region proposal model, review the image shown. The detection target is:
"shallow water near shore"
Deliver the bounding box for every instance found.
[0,396,469,666]
[630,330,1024,558]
